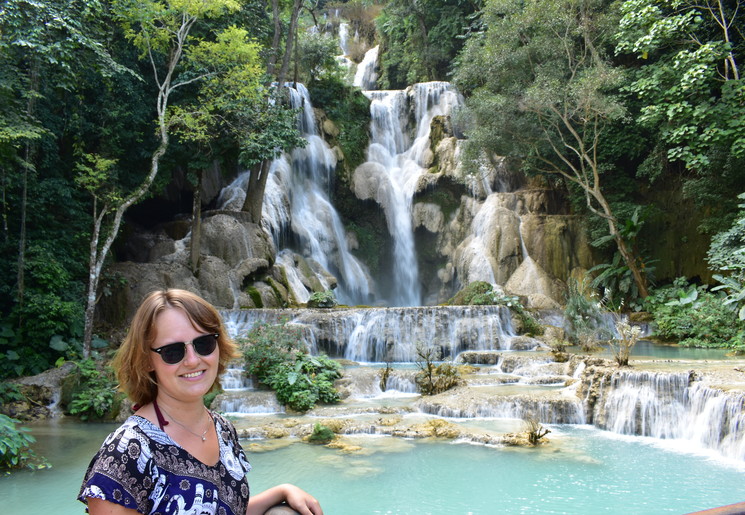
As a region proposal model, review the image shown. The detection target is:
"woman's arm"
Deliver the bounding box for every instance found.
[86,498,142,515]
[247,484,322,515]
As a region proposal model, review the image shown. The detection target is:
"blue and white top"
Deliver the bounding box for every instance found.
[78,412,251,515]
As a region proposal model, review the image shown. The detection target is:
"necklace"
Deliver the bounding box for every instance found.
[159,404,212,442]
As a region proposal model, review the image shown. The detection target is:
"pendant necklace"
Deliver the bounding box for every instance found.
[160,404,212,442]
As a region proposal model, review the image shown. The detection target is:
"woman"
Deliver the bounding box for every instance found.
[78,289,323,515]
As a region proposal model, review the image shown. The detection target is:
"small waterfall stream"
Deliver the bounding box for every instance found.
[586,369,745,461]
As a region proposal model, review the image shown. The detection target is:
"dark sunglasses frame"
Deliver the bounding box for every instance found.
[150,333,219,365]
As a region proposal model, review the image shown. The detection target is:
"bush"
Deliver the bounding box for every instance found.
[239,321,342,412]
[68,359,118,421]
[0,414,49,473]
[265,353,342,412]
[645,278,745,351]
[414,344,462,395]
[240,320,305,381]
[307,422,335,444]
[307,290,338,308]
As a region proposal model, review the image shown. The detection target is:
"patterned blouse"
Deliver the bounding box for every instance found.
[78,412,251,515]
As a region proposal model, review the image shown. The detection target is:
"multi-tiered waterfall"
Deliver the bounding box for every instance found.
[205,24,745,467]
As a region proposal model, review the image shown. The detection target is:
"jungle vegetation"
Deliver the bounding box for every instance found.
[0,0,743,389]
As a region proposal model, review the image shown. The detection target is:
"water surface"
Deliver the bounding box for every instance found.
[3,420,744,515]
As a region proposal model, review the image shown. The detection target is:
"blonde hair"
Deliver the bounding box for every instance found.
[111,289,239,407]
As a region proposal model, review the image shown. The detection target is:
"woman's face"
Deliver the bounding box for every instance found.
[149,307,220,405]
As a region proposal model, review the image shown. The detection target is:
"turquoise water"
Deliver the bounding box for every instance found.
[3,420,744,514]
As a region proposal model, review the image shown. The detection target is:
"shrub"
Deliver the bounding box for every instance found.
[239,321,342,412]
[610,318,642,366]
[265,353,342,412]
[68,359,118,421]
[240,320,305,382]
[414,343,462,395]
[645,278,745,351]
[307,422,335,444]
[307,290,338,308]
[0,414,49,473]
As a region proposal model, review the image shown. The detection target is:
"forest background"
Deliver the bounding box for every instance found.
[1,0,744,387]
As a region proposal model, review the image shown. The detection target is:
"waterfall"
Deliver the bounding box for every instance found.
[220,84,373,305]
[356,82,463,305]
[588,370,745,461]
[354,45,379,90]
[221,305,516,362]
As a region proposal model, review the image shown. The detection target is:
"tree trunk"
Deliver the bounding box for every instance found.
[277,0,303,86]
[16,60,40,312]
[242,159,273,224]
[190,168,203,273]
[267,0,282,79]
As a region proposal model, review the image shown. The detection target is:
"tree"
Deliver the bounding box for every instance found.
[614,0,745,231]
[0,0,127,318]
[377,0,481,88]
[454,0,651,297]
[79,0,264,357]
[615,0,743,171]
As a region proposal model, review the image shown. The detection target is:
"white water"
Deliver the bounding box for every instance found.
[356,82,463,305]
[221,84,373,305]
[588,370,745,461]
[353,45,379,90]
[222,305,518,362]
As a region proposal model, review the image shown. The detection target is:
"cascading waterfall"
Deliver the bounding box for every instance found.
[353,45,379,90]
[219,84,373,305]
[587,370,745,461]
[221,305,517,362]
[357,82,463,305]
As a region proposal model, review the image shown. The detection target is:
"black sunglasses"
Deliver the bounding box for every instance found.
[150,333,219,365]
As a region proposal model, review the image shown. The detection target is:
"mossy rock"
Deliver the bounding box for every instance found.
[446,281,494,305]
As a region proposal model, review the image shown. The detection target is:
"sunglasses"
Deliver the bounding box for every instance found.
[150,333,219,364]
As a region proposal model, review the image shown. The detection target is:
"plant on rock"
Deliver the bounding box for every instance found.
[610,319,642,366]
[240,321,342,412]
[414,343,462,396]
[307,422,335,444]
[307,290,338,308]
[68,359,119,421]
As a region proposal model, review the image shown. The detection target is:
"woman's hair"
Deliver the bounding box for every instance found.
[111,289,240,407]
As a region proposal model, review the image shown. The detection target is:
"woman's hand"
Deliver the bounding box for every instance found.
[282,483,323,515]
[247,483,322,515]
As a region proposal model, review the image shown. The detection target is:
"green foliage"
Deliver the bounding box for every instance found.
[377,0,480,88]
[68,359,118,421]
[644,278,745,350]
[239,321,342,412]
[265,352,342,412]
[564,277,611,351]
[614,0,744,172]
[590,208,655,310]
[240,320,305,380]
[307,290,338,308]
[0,414,49,473]
[307,422,335,444]
[709,193,745,319]
[0,382,24,405]
[307,76,371,173]
[295,32,342,84]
